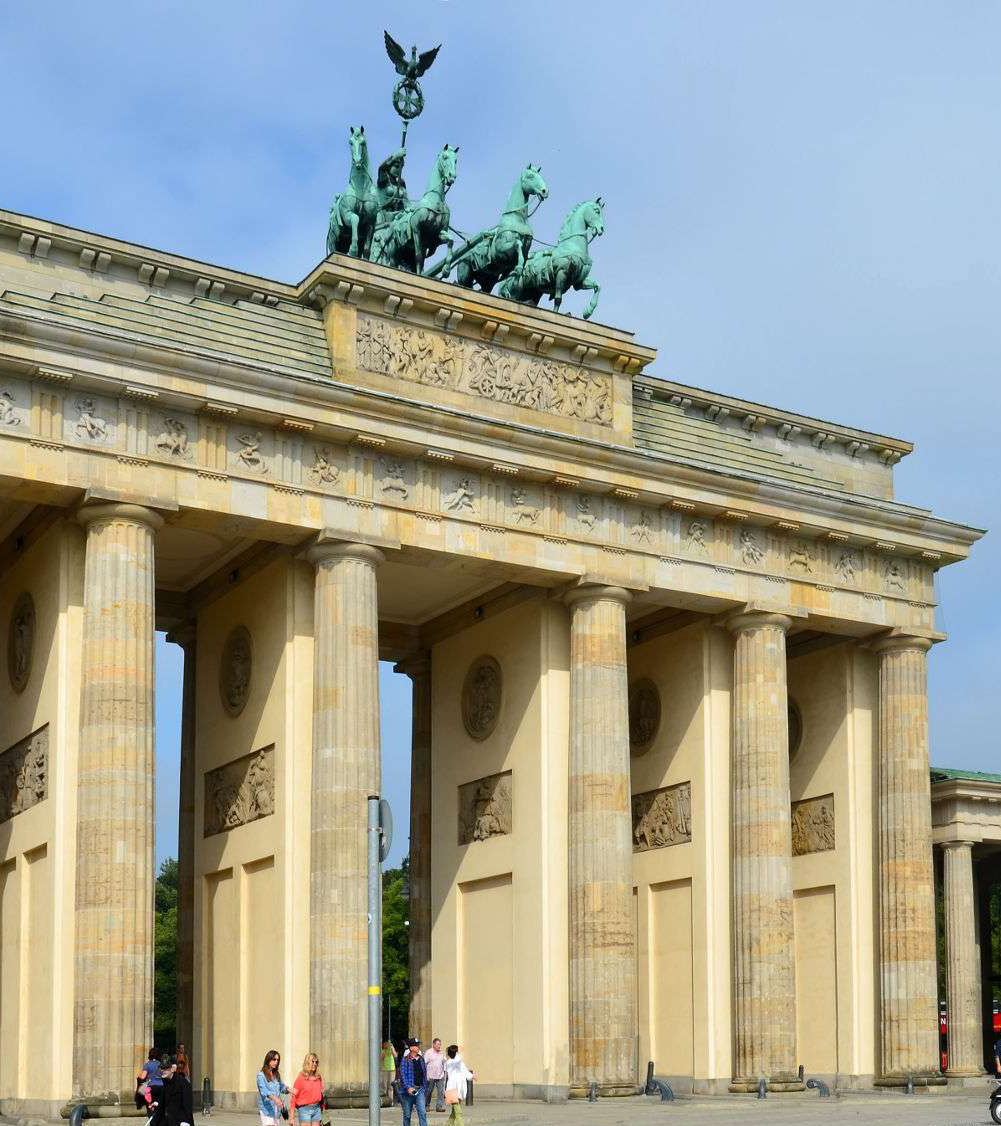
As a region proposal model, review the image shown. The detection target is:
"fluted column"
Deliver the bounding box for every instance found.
[73,502,162,1102]
[565,585,636,1094]
[943,841,982,1076]
[167,622,197,1068]
[309,541,383,1103]
[727,610,801,1092]
[396,655,432,1045]
[872,633,942,1084]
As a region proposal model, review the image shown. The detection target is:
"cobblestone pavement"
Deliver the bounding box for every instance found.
[188,1087,1000,1126]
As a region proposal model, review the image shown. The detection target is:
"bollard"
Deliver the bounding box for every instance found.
[202,1077,213,1116]
[798,1064,804,1082]
[806,1078,830,1098]
[587,1081,599,1102]
[757,1077,767,1099]
[905,1076,914,1096]
[644,1061,655,1095]
[68,1105,88,1126]
[466,1079,473,1108]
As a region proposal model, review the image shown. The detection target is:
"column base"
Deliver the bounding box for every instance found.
[729,1075,805,1093]
[568,1084,643,1098]
[323,1085,391,1109]
[60,1098,147,1119]
[944,1068,984,1078]
[874,1073,947,1087]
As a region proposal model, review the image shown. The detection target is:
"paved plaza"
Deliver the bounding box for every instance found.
[178,1091,1001,1126]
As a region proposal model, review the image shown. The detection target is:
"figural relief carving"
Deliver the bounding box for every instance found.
[309,446,339,485]
[510,487,540,525]
[219,625,253,717]
[791,793,835,856]
[443,477,476,513]
[155,416,191,458]
[380,458,409,499]
[739,527,764,566]
[235,431,267,473]
[458,770,512,844]
[8,591,35,694]
[75,397,108,441]
[575,494,596,530]
[684,519,709,556]
[632,781,692,852]
[204,744,275,837]
[356,315,613,426]
[631,510,654,543]
[835,549,859,584]
[884,559,906,591]
[628,678,661,753]
[0,389,20,427]
[461,654,502,740]
[789,541,814,572]
[0,725,47,824]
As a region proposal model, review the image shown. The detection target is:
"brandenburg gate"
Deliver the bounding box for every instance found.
[0,193,991,1112]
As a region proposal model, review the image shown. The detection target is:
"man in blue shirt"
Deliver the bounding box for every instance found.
[398,1039,428,1126]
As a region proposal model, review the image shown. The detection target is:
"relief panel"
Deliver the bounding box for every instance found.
[632,781,692,852]
[791,793,835,856]
[0,726,48,823]
[458,770,512,845]
[204,745,275,837]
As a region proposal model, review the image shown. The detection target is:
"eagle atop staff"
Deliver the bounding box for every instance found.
[384,31,441,82]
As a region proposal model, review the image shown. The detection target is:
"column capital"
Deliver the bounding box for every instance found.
[77,500,165,532]
[939,838,976,853]
[308,540,385,568]
[869,629,937,656]
[564,583,632,610]
[725,607,795,635]
[394,653,431,681]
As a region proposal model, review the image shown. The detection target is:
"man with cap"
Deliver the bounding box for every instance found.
[398,1039,428,1126]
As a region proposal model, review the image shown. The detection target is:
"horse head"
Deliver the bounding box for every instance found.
[435,143,460,192]
[559,197,605,244]
[520,163,549,204]
[348,125,369,169]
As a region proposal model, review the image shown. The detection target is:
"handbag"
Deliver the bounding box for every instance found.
[444,1090,459,1106]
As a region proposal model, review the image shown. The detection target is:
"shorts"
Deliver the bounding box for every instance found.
[260,1115,276,1126]
[296,1105,322,1122]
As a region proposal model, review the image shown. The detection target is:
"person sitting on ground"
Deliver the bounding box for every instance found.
[290,1053,324,1125]
[257,1050,290,1126]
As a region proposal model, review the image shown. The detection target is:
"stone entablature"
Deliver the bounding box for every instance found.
[931,772,1001,845]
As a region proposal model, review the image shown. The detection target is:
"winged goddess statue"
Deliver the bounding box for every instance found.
[384,30,441,144]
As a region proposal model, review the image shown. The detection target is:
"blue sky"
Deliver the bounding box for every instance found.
[2,2,997,865]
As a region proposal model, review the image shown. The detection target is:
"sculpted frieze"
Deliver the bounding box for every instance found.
[632,781,692,852]
[458,770,512,845]
[791,793,835,856]
[0,725,47,823]
[219,626,252,717]
[461,655,502,740]
[8,591,35,693]
[204,744,275,837]
[356,314,613,427]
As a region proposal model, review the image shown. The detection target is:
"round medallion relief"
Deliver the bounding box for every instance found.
[8,592,35,694]
[629,678,661,754]
[461,655,502,741]
[219,625,253,717]
[788,699,803,757]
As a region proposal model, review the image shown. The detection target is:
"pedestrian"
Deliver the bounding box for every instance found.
[157,1055,194,1126]
[381,1040,398,1100]
[256,1050,290,1126]
[138,1047,164,1110]
[423,1038,446,1113]
[994,1026,1001,1076]
[290,1053,324,1126]
[443,1046,473,1126]
[398,1039,428,1126]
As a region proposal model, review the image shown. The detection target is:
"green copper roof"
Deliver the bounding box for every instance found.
[931,766,1001,785]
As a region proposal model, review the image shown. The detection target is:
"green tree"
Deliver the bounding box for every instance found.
[383,858,410,1044]
[154,857,178,1050]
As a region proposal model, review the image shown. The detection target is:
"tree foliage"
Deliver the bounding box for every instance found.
[383,857,410,1043]
[154,857,178,1050]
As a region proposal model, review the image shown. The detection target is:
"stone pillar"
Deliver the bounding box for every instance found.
[72,502,162,1103]
[943,841,982,1076]
[396,655,432,1045]
[309,541,383,1104]
[167,623,197,1068]
[565,585,636,1094]
[726,610,802,1092]
[872,633,943,1084]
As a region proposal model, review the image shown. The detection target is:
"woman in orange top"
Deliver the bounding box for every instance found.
[290,1053,324,1126]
